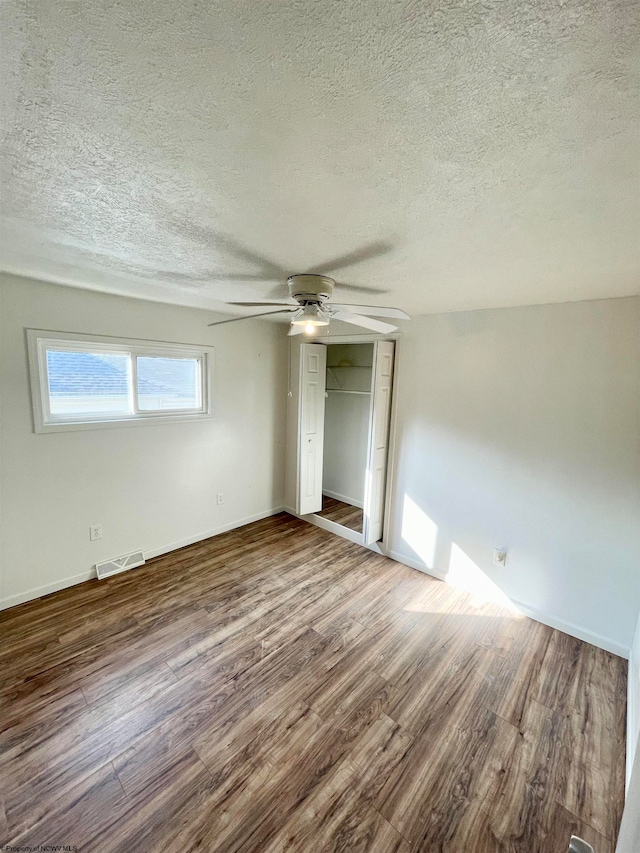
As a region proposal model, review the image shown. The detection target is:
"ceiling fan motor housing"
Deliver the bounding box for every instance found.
[287,274,334,304]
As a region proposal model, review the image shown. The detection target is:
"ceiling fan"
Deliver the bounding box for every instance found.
[207,274,410,335]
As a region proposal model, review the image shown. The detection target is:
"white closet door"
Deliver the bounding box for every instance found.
[363,340,395,544]
[297,343,327,515]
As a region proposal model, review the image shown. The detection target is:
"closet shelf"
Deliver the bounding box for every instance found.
[326,389,371,396]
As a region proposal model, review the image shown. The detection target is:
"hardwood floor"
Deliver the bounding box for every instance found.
[0,513,627,852]
[317,494,364,533]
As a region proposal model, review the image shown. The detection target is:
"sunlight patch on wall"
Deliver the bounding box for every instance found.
[401,494,438,568]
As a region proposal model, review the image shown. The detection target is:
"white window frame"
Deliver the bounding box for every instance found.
[27,329,214,433]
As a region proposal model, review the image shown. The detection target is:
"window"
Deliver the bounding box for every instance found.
[28,330,213,432]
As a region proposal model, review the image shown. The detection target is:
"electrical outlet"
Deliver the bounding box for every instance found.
[493,548,507,567]
[216,493,224,505]
[90,525,103,541]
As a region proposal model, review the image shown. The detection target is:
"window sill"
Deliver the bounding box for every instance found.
[34,411,214,434]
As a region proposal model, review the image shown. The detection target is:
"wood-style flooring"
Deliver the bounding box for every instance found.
[317,494,364,533]
[0,513,627,852]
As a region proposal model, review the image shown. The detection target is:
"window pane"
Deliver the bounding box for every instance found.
[136,357,201,411]
[46,350,132,416]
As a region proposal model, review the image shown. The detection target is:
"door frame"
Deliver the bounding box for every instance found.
[291,332,402,554]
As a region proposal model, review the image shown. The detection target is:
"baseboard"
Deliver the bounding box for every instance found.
[144,506,285,560]
[321,489,364,509]
[510,599,630,660]
[385,549,449,582]
[4,513,628,662]
[385,549,630,660]
[0,506,285,612]
[0,570,96,611]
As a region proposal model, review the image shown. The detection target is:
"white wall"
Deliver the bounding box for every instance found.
[0,274,288,608]
[386,297,640,656]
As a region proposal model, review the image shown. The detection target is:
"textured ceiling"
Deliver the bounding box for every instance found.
[1,0,638,317]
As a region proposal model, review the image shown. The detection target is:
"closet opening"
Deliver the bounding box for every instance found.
[314,343,373,534]
[285,335,396,548]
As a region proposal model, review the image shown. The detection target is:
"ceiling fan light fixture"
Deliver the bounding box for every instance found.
[290,303,330,330]
[210,271,410,333]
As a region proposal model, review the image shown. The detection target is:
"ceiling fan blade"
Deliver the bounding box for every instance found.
[228,301,295,307]
[208,309,296,327]
[330,304,410,320]
[331,311,398,334]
